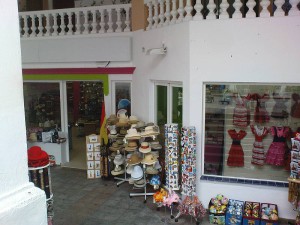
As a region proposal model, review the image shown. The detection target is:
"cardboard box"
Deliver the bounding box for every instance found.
[226,199,244,225]
[209,213,226,225]
[260,203,279,225]
[242,201,260,225]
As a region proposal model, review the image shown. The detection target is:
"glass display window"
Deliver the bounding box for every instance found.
[203,83,300,182]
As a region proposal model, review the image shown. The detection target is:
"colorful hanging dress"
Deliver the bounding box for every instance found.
[265,126,289,166]
[250,125,268,166]
[248,93,270,124]
[233,94,250,128]
[227,129,247,167]
[271,93,289,119]
[291,93,300,118]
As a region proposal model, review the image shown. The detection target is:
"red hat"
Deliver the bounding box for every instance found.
[28,146,49,168]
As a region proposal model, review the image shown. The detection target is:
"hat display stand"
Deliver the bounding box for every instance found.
[113,148,129,187]
[28,146,54,221]
[129,137,159,203]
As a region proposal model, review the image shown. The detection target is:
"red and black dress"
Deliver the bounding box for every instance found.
[227,129,247,167]
[247,93,270,124]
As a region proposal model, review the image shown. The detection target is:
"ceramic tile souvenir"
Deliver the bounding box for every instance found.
[181,126,196,196]
[165,124,179,190]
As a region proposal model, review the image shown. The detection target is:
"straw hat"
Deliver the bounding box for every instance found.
[139,142,151,154]
[129,115,139,124]
[126,164,134,174]
[113,154,125,166]
[150,141,162,150]
[135,121,146,129]
[127,153,142,165]
[119,128,128,136]
[109,142,120,152]
[125,141,138,152]
[125,128,141,140]
[141,153,158,165]
[116,139,124,146]
[134,178,146,188]
[131,165,143,180]
[146,165,159,174]
[111,165,125,176]
[116,117,129,127]
[141,125,160,137]
[107,114,118,125]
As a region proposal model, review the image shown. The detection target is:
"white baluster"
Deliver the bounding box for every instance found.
[246,0,257,17]
[53,13,58,36]
[91,10,98,33]
[184,0,193,21]
[146,2,153,30]
[124,7,130,32]
[83,11,89,34]
[170,0,177,24]
[259,0,270,17]
[288,0,300,15]
[74,11,80,34]
[19,16,24,37]
[67,12,73,35]
[116,8,122,32]
[24,15,30,37]
[107,9,113,33]
[232,0,243,18]
[219,0,230,19]
[177,0,184,23]
[273,0,285,16]
[194,0,204,20]
[158,0,165,27]
[206,0,216,19]
[37,14,43,36]
[153,0,159,28]
[164,0,171,25]
[99,9,105,33]
[45,13,51,36]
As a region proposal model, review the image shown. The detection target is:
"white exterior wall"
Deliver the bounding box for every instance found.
[132,23,190,123]
[132,16,300,219]
[0,1,47,224]
[190,17,300,220]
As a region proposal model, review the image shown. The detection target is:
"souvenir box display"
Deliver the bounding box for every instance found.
[290,137,300,179]
[225,199,244,225]
[242,201,260,225]
[260,203,279,225]
[209,194,229,225]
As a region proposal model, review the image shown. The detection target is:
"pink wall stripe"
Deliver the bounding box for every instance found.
[22,67,136,75]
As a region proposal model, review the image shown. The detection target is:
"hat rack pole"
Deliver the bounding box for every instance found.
[114,142,129,187]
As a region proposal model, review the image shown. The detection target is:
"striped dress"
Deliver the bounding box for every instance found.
[233,95,250,128]
[250,125,268,166]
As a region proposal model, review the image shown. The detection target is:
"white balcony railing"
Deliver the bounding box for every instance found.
[19,4,131,38]
[145,0,300,30]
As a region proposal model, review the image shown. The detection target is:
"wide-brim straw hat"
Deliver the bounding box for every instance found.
[150,141,162,150]
[125,128,141,140]
[134,178,146,187]
[107,114,118,125]
[125,141,138,152]
[139,142,151,154]
[135,121,146,129]
[141,153,158,165]
[109,142,121,152]
[113,154,125,165]
[146,165,159,174]
[141,125,160,137]
[127,153,142,165]
[129,115,139,124]
[111,166,125,176]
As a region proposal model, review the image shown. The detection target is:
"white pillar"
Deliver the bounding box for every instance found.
[0,1,47,225]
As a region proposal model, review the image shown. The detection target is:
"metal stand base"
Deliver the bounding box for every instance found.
[114,176,129,186]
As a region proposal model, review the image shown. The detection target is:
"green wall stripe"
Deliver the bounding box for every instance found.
[23,74,109,96]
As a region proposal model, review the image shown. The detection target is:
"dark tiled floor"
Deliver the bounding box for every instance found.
[51,166,205,225]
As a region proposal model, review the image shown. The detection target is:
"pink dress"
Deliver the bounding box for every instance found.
[265,126,289,166]
[250,125,268,166]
